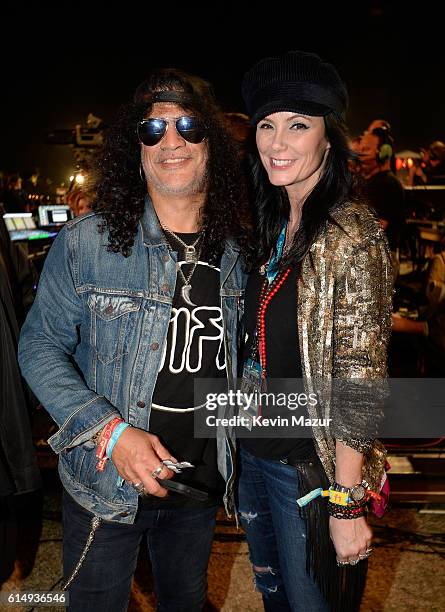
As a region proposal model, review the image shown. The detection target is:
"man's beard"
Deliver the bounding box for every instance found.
[148,169,208,198]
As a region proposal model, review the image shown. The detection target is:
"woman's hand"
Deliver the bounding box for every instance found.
[329,515,372,563]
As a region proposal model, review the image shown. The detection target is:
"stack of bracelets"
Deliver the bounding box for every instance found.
[327,481,370,519]
[94,417,131,471]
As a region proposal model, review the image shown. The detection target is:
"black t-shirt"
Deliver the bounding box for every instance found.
[142,232,225,509]
[239,267,314,461]
[366,171,405,250]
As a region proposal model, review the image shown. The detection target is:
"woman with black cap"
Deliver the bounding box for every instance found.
[237,51,393,611]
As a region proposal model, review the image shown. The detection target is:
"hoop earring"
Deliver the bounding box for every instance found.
[139,163,145,182]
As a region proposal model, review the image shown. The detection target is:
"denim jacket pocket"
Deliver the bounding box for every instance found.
[61,439,93,483]
[88,293,142,365]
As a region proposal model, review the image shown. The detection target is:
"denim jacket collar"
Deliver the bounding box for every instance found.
[139,194,241,254]
[139,195,169,248]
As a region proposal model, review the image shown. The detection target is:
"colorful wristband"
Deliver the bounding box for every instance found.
[329,488,350,506]
[95,417,124,471]
[106,422,130,459]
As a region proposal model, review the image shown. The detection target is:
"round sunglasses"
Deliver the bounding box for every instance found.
[137,116,207,146]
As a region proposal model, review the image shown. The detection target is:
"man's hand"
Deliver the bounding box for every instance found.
[111,427,176,497]
[329,515,372,563]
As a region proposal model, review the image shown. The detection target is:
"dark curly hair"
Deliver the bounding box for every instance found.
[92,68,249,262]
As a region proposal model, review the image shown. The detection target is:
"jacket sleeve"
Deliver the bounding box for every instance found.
[18,225,121,453]
[331,236,393,453]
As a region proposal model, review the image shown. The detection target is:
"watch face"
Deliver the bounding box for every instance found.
[351,485,366,503]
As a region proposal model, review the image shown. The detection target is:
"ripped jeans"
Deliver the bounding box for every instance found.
[237,447,328,612]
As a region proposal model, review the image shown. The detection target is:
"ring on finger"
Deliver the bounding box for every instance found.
[362,550,373,559]
[348,558,360,565]
[132,482,145,494]
[151,464,164,479]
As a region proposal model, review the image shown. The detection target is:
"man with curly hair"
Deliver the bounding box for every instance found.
[18,68,247,611]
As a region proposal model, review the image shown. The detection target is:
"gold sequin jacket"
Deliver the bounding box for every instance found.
[297,201,393,491]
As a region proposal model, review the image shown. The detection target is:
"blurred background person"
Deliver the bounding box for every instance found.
[22,168,41,197]
[365,119,396,172]
[410,140,445,185]
[354,124,405,277]
[1,172,27,214]
[65,167,94,218]
[223,112,251,159]
[392,236,445,375]
[367,118,390,132]
[66,186,93,217]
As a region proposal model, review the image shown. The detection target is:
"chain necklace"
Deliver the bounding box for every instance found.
[176,247,202,307]
[161,227,203,307]
[161,225,202,263]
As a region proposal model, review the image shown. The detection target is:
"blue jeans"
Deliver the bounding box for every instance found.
[237,447,329,612]
[63,491,217,612]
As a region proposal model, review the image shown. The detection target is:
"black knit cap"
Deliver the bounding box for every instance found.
[242,50,348,125]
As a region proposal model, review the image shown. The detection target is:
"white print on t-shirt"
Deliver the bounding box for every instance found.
[158,260,225,374]
[159,306,225,373]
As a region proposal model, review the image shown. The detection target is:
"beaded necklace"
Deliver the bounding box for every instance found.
[255,267,291,379]
[248,222,293,380]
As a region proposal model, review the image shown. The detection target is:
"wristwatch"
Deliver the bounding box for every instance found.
[349,482,368,504]
[332,481,369,504]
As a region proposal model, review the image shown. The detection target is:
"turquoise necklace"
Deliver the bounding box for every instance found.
[265,222,287,283]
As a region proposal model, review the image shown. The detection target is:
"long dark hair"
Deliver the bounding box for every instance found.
[247,113,359,271]
[92,68,248,262]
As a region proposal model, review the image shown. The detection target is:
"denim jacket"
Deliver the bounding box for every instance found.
[18,198,246,523]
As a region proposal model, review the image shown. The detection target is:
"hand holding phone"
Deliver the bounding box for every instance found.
[157,478,209,501]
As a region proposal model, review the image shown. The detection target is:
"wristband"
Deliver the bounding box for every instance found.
[329,488,350,507]
[328,501,367,519]
[106,422,130,459]
[96,417,124,471]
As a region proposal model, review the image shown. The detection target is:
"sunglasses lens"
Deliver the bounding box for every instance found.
[137,117,206,146]
[176,116,207,144]
[138,119,167,146]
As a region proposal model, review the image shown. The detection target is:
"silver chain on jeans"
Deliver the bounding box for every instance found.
[60,515,102,590]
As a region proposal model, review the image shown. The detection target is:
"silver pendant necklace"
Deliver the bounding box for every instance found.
[176,257,200,307]
[161,226,203,307]
[161,225,202,263]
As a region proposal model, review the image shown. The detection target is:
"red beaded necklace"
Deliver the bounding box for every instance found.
[256,266,292,379]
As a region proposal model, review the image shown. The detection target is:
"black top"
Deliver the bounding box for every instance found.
[142,232,225,509]
[366,170,405,250]
[239,267,314,461]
